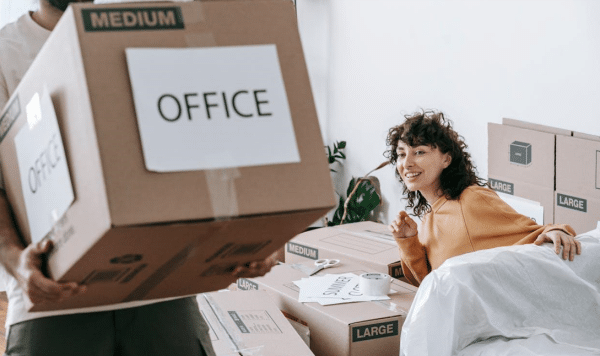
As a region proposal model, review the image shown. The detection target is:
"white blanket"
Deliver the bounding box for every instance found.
[400,228,600,356]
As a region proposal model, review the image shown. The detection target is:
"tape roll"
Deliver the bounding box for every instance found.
[359,273,391,296]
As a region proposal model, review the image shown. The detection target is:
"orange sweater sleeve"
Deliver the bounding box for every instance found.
[460,187,576,249]
[395,234,429,287]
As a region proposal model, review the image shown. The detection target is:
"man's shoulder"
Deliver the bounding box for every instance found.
[0,14,28,40]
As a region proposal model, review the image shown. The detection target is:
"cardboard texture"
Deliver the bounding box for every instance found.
[488,122,562,224]
[555,135,600,234]
[0,1,335,311]
[197,290,315,356]
[284,222,403,279]
[234,261,417,356]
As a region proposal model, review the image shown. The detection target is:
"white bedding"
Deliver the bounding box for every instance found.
[400,227,600,356]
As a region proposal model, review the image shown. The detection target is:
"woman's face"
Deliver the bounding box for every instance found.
[395,141,451,201]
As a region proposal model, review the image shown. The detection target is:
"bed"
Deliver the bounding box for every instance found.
[400,225,600,356]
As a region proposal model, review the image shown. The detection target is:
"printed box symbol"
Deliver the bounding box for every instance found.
[510,141,532,166]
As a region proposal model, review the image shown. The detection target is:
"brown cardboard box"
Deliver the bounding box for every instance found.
[555,134,600,233]
[284,222,403,278]
[197,290,315,356]
[0,1,335,311]
[488,121,569,224]
[234,261,417,356]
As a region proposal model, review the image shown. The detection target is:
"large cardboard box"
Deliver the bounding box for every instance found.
[284,222,403,278]
[555,134,600,234]
[197,290,315,356]
[234,261,417,356]
[488,119,571,224]
[0,1,335,311]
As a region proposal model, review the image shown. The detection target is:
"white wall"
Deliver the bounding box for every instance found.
[302,0,600,225]
[0,0,38,28]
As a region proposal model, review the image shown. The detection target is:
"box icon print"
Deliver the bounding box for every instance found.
[510,141,532,166]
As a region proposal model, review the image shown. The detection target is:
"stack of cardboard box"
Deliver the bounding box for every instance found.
[197,290,315,356]
[285,221,404,279]
[233,261,417,356]
[488,118,599,234]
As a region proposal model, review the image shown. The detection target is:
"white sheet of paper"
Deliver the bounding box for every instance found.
[14,87,74,244]
[126,45,300,172]
[497,192,544,224]
[294,274,390,305]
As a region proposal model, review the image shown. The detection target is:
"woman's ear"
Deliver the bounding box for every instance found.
[443,154,452,168]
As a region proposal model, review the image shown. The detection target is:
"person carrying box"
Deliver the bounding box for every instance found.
[0,1,278,355]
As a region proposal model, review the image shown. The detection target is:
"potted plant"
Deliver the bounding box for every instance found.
[325,141,388,226]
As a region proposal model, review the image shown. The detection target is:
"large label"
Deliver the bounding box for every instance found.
[286,242,318,260]
[489,178,514,195]
[126,45,300,172]
[557,193,587,213]
[237,278,259,291]
[352,320,399,342]
[14,88,74,244]
[82,7,184,32]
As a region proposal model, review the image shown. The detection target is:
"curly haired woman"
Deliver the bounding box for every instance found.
[385,110,580,286]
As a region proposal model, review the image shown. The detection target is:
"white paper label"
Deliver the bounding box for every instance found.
[125,45,300,172]
[15,87,75,244]
[497,192,544,224]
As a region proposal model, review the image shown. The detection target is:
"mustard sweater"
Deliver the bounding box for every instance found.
[395,185,576,286]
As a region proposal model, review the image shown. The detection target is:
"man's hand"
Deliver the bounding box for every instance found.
[16,239,85,305]
[389,211,418,239]
[534,230,582,261]
[232,251,279,279]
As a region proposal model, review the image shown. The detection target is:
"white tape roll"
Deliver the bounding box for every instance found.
[359,273,391,296]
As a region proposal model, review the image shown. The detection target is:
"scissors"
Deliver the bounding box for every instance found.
[309,258,340,276]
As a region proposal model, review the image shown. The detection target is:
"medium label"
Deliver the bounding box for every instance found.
[287,242,318,260]
[82,7,184,32]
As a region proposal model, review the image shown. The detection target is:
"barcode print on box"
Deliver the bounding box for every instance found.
[82,268,129,285]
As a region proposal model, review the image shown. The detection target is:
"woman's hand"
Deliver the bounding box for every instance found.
[533,230,582,261]
[389,211,418,239]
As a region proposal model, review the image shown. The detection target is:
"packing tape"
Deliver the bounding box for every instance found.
[359,273,391,297]
[205,168,241,219]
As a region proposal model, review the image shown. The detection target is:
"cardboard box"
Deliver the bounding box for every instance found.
[284,222,403,278]
[488,120,570,224]
[555,134,600,233]
[197,290,315,356]
[488,178,553,225]
[234,261,417,356]
[0,1,335,311]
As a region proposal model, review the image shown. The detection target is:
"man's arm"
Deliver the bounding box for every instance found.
[0,190,84,304]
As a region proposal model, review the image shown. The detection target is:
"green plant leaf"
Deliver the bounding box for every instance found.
[340,178,381,224]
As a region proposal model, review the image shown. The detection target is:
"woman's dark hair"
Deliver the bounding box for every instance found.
[384,110,486,217]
